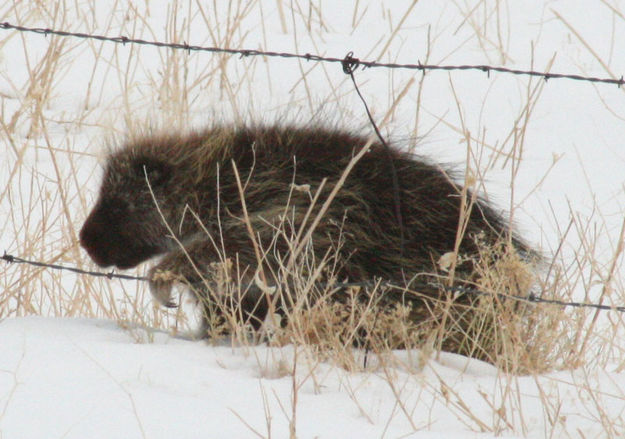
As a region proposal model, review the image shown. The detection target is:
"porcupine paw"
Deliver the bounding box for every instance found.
[148,265,180,308]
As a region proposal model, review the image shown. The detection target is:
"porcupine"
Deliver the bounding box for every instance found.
[79,125,532,349]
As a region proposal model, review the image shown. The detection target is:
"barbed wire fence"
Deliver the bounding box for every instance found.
[4,251,625,313]
[1,22,624,87]
[1,21,624,314]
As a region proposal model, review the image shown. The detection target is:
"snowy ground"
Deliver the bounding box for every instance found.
[1,1,625,437]
[1,317,624,438]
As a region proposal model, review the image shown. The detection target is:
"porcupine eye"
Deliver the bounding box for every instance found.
[132,157,171,187]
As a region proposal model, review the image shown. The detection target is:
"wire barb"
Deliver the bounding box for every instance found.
[341,51,359,74]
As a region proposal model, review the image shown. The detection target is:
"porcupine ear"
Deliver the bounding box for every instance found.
[132,157,171,187]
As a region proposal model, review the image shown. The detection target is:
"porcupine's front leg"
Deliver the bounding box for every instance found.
[147,236,227,308]
[148,251,195,309]
[147,235,270,329]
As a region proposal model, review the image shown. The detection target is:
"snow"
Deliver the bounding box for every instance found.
[1,0,625,437]
[2,317,624,438]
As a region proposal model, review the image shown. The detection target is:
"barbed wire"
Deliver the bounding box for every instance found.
[1,21,623,87]
[4,251,624,313]
[2,21,624,315]
[2,252,148,281]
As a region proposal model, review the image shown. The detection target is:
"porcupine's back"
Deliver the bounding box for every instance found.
[212,125,528,283]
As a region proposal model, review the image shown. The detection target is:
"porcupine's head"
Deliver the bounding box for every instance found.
[79,132,215,269]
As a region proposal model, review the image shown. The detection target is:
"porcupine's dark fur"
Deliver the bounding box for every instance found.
[79,125,531,350]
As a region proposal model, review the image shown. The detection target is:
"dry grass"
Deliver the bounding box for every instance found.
[1,0,625,437]
[186,231,574,376]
